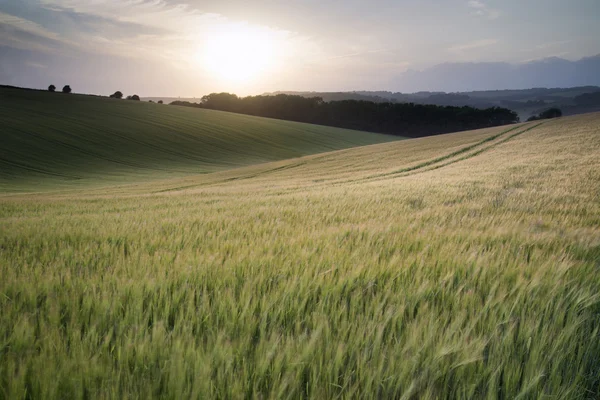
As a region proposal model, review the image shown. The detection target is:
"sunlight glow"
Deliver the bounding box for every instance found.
[201,25,280,86]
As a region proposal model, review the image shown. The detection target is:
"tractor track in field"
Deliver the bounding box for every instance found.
[349,122,545,185]
[153,161,308,193]
[261,121,547,196]
[395,122,545,177]
[156,123,545,195]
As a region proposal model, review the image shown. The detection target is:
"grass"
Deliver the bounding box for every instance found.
[0,87,396,192]
[1,89,599,398]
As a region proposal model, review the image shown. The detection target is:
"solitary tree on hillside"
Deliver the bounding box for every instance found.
[158,100,163,104]
[48,85,56,92]
[110,91,123,99]
[128,94,140,101]
[62,85,72,94]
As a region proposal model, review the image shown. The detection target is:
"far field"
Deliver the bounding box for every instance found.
[1,89,599,399]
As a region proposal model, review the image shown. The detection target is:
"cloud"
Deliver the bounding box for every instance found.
[536,40,571,50]
[325,48,392,61]
[34,0,310,70]
[0,6,177,59]
[0,12,61,41]
[467,1,501,19]
[26,61,47,68]
[0,11,74,53]
[38,1,287,40]
[521,52,570,63]
[468,1,485,9]
[448,39,498,52]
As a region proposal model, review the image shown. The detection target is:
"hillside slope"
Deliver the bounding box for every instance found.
[122,122,524,194]
[0,87,397,191]
[74,112,599,199]
[1,113,599,398]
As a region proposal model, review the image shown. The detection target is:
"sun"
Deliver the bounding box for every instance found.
[201,26,279,86]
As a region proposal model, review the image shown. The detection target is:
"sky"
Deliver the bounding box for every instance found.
[0,0,599,96]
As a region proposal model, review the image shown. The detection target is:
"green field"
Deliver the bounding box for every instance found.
[0,87,396,191]
[1,89,600,399]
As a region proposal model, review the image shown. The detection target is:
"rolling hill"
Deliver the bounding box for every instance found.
[1,87,599,398]
[269,85,600,122]
[0,86,397,191]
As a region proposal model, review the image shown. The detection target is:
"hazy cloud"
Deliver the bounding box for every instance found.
[0,11,76,55]
[448,39,499,52]
[536,40,571,50]
[25,61,47,68]
[0,11,60,41]
[323,48,394,61]
[468,1,501,19]
[36,0,311,71]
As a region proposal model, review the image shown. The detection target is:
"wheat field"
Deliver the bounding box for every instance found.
[1,91,599,398]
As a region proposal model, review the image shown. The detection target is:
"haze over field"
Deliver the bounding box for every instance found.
[1,0,599,96]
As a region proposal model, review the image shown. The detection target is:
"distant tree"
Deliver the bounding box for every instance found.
[538,108,562,119]
[158,100,163,104]
[200,92,241,112]
[48,85,56,92]
[528,107,562,121]
[110,91,123,99]
[149,100,154,103]
[62,85,72,94]
[127,94,140,101]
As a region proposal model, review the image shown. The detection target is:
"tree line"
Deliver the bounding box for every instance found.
[47,86,161,103]
[171,93,520,137]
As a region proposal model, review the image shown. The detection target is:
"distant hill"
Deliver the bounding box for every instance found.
[392,55,600,92]
[141,97,203,104]
[267,85,600,121]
